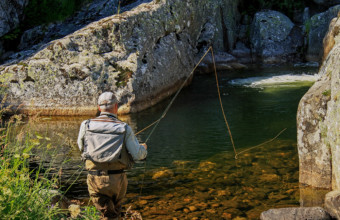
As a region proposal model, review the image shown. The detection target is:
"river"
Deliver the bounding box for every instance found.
[23,65,329,219]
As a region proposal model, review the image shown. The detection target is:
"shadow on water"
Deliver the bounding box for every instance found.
[17,65,330,219]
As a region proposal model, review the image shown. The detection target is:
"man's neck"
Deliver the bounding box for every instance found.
[100,112,117,118]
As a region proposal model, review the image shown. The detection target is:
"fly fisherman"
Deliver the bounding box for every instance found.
[77,92,147,220]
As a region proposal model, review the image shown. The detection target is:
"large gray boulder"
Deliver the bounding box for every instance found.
[250,10,303,63]
[297,13,340,189]
[13,0,239,63]
[12,0,147,59]
[0,0,239,116]
[260,207,331,220]
[306,5,340,62]
[297,74,332,189]
[0,0,28,37]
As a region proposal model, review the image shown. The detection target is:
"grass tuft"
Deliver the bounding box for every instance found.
[0,96,101,219]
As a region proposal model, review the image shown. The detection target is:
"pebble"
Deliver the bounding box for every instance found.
[120,140,299,219]
[152,169,174,179]
[139,200,148,205]
[206,209,216,214]
[211,203,220,208]
[233,217,247,220]
[183,208,190,213]
[188,206,198,212]
[222,212,232,219]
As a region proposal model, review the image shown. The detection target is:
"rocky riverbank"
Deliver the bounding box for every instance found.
[262,11,340,220]
[1,0,340,116]
[297,12,340,190]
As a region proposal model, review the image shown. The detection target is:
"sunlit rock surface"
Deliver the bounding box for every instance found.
[324,191,340,219]
[298,13,340,189]
[0,0,239,116]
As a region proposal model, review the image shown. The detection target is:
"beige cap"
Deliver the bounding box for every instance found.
[98,92,117,106]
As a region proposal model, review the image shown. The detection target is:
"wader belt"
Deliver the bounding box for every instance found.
[88,170,125,176]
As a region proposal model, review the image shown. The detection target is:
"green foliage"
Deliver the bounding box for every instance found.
[79,205,101,220]
[0,85,8,102]
[0,100,101,219]
[0,117,61,219]
[115,71,132,88]
[1,28,21,41]
[23,0,92,28]
[322,89,331,96]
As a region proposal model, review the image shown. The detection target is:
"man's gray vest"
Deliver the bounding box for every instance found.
[82,115,134,168]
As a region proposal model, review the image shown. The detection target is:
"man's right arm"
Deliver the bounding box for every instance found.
[77,121,86,152]
[125,125,147,161]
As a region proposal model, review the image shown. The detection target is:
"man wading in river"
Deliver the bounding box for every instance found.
[78,92,147,220]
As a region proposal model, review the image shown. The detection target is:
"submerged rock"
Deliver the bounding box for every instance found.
[152,168,174,180]
[198,161,216,171]
[259,174,280,182]
[299,186,329,207]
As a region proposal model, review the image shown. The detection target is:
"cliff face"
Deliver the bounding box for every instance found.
[0,0,239,115]
[297,14,340,189]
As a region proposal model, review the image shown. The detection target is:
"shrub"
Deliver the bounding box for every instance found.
[0,118,62,219]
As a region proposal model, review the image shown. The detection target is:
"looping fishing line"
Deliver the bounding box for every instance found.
[135,46,236,197]
[135,47,236,152]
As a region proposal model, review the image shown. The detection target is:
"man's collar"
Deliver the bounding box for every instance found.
[100,112,117,118]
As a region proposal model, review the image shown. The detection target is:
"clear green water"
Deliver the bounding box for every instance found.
[132,66,316,168]
[23,66,327,219]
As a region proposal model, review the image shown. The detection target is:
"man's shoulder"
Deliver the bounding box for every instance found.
[80,119,90,125]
